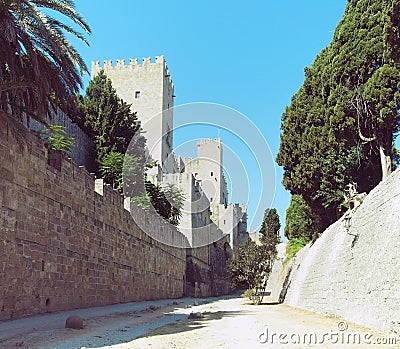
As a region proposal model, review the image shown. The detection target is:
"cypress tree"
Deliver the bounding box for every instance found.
[277,0,399,230]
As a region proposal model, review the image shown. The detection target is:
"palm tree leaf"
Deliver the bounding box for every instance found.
[0,0,90,121]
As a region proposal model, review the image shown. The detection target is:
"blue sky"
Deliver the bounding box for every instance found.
[73,0,348,236]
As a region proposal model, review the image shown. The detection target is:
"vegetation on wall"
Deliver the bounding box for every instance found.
[284,237,309,263]
[0,0,90,122]
[37,124,74,154]
[132,181,185,226]
[227,208,280,304]
[277,0,400,233]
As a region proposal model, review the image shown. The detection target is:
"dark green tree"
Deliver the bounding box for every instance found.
[226,240,268,304]
[76,70,143,163]
[277,49,379,229]
[144,181,185,226]
[0,0,90,121]
[75,70,146,192]
[284,195,319,241]
[327,0,400,180]
[227,208,280,305]
[277,0,399,230]
[259,208,280,244]
[259,208,280,283]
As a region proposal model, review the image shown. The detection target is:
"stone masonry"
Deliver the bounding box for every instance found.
[0,114,187,320]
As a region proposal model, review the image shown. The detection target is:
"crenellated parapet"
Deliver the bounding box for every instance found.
[91,55,173,87]
[197,138,222,145]
[92,55,165,68]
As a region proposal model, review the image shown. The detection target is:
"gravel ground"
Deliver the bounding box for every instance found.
[1,296,398,349]
[0,296,227,349]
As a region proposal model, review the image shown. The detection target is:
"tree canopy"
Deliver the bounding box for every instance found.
[76,70,143,163]
[0,0,90,121]
[284,195,318,241]
[259,208,280,248]
[75,70,146,196]
[277,0,400,231]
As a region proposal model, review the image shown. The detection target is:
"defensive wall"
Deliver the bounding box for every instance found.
[186,239,231,298]
[0,114,187,320]
[266,168,400,333]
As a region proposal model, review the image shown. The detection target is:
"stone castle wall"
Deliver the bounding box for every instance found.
[0,114,186,320]
[186,240,231,298]
[266,169,400,333]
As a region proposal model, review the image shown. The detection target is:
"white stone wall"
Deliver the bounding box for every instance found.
[212,203,247,252]
[162,173,224,247]
[266,169,400,333]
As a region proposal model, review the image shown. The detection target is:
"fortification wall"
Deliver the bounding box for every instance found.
[186,238,231,298]
[266,169,400,333]
[209,238,231,296]
[186,245,212,297]
[0,114,186,320]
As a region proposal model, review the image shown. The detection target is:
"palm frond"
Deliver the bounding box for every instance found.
[0,0,90,122]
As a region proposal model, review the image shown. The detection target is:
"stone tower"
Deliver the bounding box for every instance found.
[91,56,175,173]
[184,139,228,208]
[182,138,247,252]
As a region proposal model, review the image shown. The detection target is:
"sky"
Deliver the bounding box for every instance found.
[72,0,348,237]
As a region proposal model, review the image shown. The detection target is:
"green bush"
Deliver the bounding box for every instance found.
[37,124,74,153]
[285,237,310,263]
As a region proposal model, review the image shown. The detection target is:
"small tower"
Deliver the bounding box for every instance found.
[184,139,228,208]
[91,55,175,173]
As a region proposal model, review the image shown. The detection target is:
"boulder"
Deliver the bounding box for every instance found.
[65,315,84,330]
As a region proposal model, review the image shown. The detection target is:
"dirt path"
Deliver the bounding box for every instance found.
[1,296,398,349]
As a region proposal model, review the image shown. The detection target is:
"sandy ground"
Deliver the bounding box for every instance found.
[0,296,398,349]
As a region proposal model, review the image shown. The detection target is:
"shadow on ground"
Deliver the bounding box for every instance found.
[137,309,252,339]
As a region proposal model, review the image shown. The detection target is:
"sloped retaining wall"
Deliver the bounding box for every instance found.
[266,169,400,333]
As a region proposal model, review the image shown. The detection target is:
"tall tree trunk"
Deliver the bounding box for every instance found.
[379,135,392,180]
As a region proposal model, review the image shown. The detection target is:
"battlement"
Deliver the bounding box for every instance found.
[91,55,173,87]
[181,157,194,166]
[92,55,165,69]
[197,138,222,146]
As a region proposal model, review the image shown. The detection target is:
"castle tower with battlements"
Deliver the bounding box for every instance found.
[91,56,247,252]
[91,56,175,174]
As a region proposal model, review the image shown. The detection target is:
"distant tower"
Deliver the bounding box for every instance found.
[91,55,175,173]
[185,139,228,209]
[183,138,246,252]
